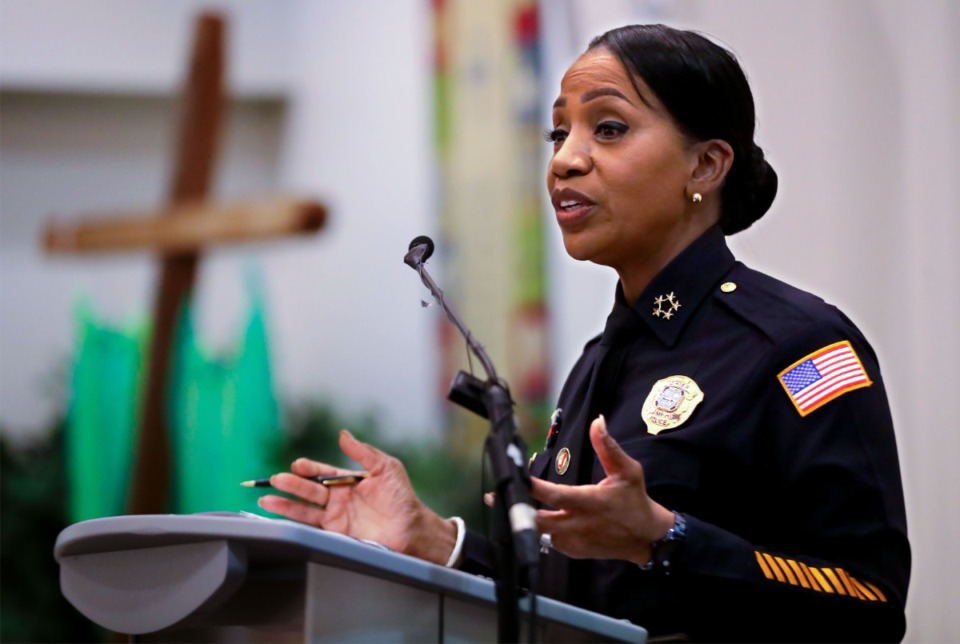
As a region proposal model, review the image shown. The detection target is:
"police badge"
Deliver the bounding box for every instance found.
[642,375,704,435]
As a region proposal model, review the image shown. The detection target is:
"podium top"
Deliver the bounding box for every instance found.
[56,513,646,642]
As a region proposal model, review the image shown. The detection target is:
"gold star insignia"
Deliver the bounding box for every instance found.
[652,292,681,320]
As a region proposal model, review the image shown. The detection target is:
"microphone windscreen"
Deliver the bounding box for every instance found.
[408,235,435,262]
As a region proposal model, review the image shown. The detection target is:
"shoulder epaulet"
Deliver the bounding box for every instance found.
[713,263,839,344]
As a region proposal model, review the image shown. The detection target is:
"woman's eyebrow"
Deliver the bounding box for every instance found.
[552,87,634,110]
[581,87,633,104]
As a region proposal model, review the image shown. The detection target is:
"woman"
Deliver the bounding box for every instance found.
[260,24,910,641]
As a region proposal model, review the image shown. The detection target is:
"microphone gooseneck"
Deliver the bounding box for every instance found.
[402,235,540,643]
[403,236,497,381]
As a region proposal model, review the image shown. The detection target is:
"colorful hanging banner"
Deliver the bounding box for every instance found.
[433,0,551,449]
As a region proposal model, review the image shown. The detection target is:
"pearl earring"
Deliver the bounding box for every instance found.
[691,192,703,204]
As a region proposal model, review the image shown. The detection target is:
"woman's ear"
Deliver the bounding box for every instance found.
[688,139,734,197]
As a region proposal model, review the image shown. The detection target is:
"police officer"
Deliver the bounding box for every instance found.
[261,24,910,642]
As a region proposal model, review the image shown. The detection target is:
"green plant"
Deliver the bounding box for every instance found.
[0,420,104,643]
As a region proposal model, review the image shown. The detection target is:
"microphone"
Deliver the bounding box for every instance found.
[404,235,435,268]
[402,236,539,568]
[402,235,539,641]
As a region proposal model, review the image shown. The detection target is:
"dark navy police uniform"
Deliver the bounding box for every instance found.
[461,227,910,642]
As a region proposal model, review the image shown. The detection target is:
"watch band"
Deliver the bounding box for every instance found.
[638,511,687,573]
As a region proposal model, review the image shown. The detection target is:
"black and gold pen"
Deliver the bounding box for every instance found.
[240,474,368,488]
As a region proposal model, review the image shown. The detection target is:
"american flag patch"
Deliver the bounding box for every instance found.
[777,341,872,416]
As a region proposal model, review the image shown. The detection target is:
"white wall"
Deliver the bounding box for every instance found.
[272,0,438,435]
[0,0,293,95]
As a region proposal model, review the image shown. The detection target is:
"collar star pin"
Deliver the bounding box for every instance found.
[653,292,681,320]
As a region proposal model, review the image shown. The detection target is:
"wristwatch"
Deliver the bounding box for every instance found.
[639,511,687,574]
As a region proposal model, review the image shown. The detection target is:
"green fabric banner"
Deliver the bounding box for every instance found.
[65,275,282,520]
[65,301,145,523]
[169,286,281,515]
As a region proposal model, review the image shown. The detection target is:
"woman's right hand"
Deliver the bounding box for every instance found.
[258,429,457,565]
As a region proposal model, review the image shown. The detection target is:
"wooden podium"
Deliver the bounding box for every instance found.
[55,514,647,642]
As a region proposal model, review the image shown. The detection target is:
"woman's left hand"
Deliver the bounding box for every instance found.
[529,415,676,565]
[258,430,457,565]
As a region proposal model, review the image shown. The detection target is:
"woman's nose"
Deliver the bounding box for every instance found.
[549,135,592,178]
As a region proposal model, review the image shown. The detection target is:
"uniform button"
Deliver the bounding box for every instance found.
[720,282,737,293]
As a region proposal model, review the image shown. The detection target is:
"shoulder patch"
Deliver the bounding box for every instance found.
[777,341,872,416]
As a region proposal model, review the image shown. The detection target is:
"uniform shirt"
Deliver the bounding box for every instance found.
[461,227,910,642]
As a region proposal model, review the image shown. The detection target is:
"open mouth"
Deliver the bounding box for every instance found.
[552,189,596,226]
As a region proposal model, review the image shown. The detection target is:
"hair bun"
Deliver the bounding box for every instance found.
[747,144,778,218]
[720,144,778,235]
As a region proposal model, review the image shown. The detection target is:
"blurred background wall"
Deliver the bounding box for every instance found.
[0,0,956,640]
[0,0,438,442]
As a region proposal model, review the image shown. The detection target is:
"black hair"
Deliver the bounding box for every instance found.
[588,24,778,235]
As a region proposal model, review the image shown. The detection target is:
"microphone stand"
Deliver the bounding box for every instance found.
[405,239,539,643]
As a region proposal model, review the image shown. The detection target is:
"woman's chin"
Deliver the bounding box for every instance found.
[560,233,585,259]
[561,233,605,264]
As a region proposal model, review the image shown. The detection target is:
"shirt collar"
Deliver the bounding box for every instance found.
[610,226,736,348]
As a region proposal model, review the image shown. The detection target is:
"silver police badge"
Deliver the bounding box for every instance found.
[641,375,704,435]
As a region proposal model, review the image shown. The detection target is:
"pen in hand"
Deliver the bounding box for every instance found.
[240,473,368,488]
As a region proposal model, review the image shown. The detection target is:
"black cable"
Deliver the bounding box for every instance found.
[527,567,539,643]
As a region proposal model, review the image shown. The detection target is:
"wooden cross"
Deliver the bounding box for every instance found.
[42,13,326,516]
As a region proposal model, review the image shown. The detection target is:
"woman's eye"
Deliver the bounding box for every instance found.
[596,121,628,140]
[544,127,568,146]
